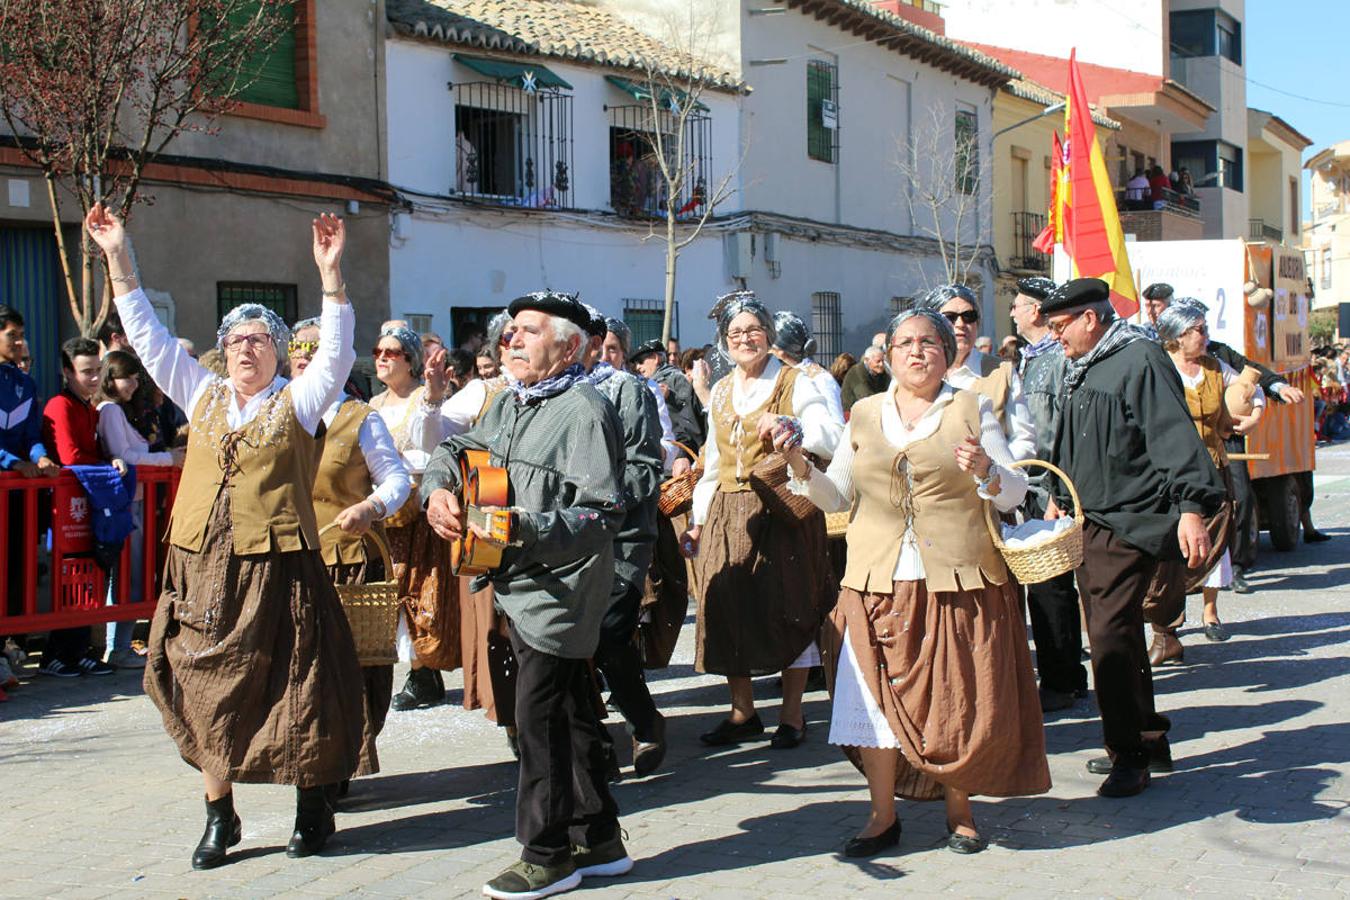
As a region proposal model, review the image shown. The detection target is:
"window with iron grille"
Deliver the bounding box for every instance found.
[807,59,839,164]
[811,292,843,360]
[406,314,434,336]
[453,82,573,208]
[888,296,913,317]
[623,298,678,346]
[607,105,711,221]
[955,104,979,195]
[217,282,297,326]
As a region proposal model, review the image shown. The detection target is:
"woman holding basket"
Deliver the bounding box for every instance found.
[782,307,1049,857]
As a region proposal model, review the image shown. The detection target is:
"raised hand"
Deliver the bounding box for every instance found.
[424,345,449,402]
[311,213,346,280]
[85,203,127,255]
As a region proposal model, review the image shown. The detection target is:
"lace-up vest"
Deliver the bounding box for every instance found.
[313,398,385,566]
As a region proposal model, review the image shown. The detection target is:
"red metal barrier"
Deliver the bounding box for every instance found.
[0,466,180,633]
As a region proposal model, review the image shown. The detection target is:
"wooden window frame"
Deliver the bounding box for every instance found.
[217,0,325,129]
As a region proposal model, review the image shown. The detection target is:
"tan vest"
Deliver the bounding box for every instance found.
[170,381,320,555]
[478,376,508,423]
[313,398,386,567]
[840,389,1008,594]
[1183,356,1231,468]
[711,363,800,492]
[970,353,1013,426]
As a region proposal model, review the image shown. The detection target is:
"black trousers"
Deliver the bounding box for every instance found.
[595,578,661,743]
[1225,437,1256,570]
[1026,570,1087,694]
[1076,522,1171,769]
[509,622,620,866]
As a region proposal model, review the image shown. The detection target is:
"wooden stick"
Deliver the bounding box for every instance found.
[1229,452,1271,461]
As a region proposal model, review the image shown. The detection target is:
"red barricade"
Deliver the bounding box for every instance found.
[0,465,179,633]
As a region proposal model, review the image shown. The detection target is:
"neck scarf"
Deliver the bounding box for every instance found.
[510,362,587,406]
[1021,332,1059,362]
[588,361,615,385]
[1063,318,1146,393]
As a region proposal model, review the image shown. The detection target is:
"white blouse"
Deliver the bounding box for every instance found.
[789,384,1027,581]
[800,359,845,426]
[1175,357,1267,409]
[96,402,173,467]
[371,386,445,474]
[691,356,843,525]
[439,378,488,439]
[945,348,1036,462]
[320,394,412,518]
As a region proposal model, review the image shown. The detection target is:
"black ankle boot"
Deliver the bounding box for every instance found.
[285,786,335,858]
[192,792,242,870]
[391,667,445,711]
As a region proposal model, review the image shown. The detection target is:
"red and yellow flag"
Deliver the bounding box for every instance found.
[1056,50,1139,316]
[1032,130,1064,254]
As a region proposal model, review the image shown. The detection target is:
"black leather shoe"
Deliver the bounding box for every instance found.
[1304,529,1331,543]
[842,819,900,858]
[1039,687,1075,712]
[1229,569,1253,594]
[1097,765,1151,798]
[1203,621,1230,642]
[769,722,807,749]
[632,713,667,778]
[945,825,987,854]
[192,793,242,870]
[391,667,444,711]
[699,714,764,746]
[1086,737,1172,775]
[286,787,335,858]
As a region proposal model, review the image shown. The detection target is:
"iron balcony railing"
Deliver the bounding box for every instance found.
[1011,211,1048,272]
[1249,218,1284,243]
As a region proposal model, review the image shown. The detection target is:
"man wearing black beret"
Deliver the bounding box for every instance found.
[631,338,705,452]
[1041,278,1226,798]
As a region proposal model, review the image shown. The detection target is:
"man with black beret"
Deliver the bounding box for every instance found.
[631,338,705,451]
[1041,278,1226,799]
[423,290,633,897]
[1009,276,1087,712]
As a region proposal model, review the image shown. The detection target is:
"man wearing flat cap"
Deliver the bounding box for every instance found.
[423,290,633,897]
[631,338,705,453]
[1041,278,1226,799]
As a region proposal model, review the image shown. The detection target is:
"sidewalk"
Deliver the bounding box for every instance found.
[3,448,1349,898]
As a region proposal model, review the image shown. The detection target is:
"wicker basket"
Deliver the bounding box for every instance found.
[332,530,400,666]
[985,459,1084,585]
[657,441,701,518]
[825,510,851,538]
[748,451,819,524]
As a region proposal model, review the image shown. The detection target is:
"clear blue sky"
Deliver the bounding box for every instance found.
[1246,0,1350,218]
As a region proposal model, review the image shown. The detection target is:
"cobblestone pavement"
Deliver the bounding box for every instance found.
[4,445,1350,899]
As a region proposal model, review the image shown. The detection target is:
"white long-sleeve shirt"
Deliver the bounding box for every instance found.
[1174,357,1266,410]
[96,402,174,467]
[321,394,412,518]
[440,378,488,439]
[371,385,446,474]
[789,384,1026,581]
[691,356,843,525]
[113,286,354,436]
[799,358,845,426]
[647,378,680,471]
[945,348,1036,461]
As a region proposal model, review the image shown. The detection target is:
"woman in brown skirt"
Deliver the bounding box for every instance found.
[782,307,1049,857]
[679,293,842,749]
[289,319,412,787]
[86,204,365,867]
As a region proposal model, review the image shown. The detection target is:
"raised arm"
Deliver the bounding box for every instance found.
[289,215,356,433]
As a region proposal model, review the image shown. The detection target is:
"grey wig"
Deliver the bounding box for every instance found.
[484,311,511,364]
[716,294,777,345]
[772,311,816,361]
[291,316,320,335]
[604,317,632,355]
[914,283,978,311]
[379,324,425,378]
[217,303,290,352]
[1154,298,1209,345]
[883,307,959,367]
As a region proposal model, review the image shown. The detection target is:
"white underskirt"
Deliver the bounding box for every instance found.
[1203,548,1232,589]
[788,641,821,670]
[827,628,900,749]
[396,615,414,664]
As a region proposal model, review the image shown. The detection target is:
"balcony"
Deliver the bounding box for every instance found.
[1248,218,1283,243]
[1115,188,1204,241]
[1010,211,1049,272]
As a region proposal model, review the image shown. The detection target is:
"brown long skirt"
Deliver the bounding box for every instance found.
[693,490,833,676]
[387,516,460,671]
[640,513,691,670]
[329,557,392,778]
[824,581,1050,801]
[143,491,364,787]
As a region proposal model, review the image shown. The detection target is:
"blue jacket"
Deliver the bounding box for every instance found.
[0,363,47,470]
[68,464,138,546]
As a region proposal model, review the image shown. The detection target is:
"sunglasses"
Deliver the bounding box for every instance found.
[371,347,408,361]
[287,339,318,356]
[942,310,980,325]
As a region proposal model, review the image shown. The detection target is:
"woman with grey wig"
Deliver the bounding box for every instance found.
[773,310,845,426]
[781,306,1046,857]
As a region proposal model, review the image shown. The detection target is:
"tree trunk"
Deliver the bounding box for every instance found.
[661,211,678,346]
[44,175,82,332]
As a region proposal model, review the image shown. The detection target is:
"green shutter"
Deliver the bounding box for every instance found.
[807,61,835,164]
[955,108,978,195]
[230,3,299,109]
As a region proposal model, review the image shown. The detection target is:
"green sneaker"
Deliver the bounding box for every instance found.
[572,835,634,878]
[481,859,581,899]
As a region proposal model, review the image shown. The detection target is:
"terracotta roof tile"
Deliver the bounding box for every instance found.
[1005,77,1120,130]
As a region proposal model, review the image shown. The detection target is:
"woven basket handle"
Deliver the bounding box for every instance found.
[984,458,1085,550]
[669,440,699,464]
[318,521,396,574]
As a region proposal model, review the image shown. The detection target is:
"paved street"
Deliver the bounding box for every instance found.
[4,445,1350,899]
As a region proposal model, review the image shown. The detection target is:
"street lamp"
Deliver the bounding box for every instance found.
[992,102,1065,140]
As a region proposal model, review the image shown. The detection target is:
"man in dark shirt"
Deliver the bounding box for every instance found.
[839,345,889,414]
[1043,279,1225,799]
[630,340,704,450]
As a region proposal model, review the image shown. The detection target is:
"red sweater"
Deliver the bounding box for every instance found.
[41,390,104,466]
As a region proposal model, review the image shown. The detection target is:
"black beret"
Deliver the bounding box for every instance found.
[1015,276,1058,301]
[507,290,591,331]
[579,302,608,339]
[628,338,664,364]
[1040,277,1110,315]
[1142,282,1174,301]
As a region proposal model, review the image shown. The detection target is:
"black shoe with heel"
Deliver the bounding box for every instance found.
[285,786,336,858]
[945,823,987,854]
[699,714,764,746]
[192,793,242,870]
[842,819,900,857]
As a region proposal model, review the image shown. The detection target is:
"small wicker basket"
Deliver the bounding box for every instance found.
[825,510,850,539]
[331,529,400,666]
[657,441,701,518]
[985,459,1084,585]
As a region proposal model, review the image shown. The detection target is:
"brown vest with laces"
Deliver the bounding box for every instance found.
[1182,356,1232,468]
[969,352,1013,426]
[712,363,800,492]
[312,397,387,567]
[840,389,1008,594]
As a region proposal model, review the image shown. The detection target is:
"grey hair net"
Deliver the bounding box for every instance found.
[772,311,817,361]
[883,308,958,367]
[217,303,290,352]
[913,283,978,312]
[1154,298,1209,345]
[291,316,320,335]
[379,324,425,379]
[716,294,777,345]
[604,317,632,355]
[483,311,511,364]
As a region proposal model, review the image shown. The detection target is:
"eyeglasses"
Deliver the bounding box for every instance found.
[891,336,944,354]
[222,333,273,353]
[287,340,318,356]
[942,310,980,325]
[499,331,514,346]
[726,326,767,343]
[1182,323,1209,337]
[1047,311,1086,337]
[371,347,407,361]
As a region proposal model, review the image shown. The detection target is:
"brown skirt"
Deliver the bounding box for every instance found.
[329,557,392,778]
[387,516,460,671]
[459,575,518,724]
[693,490,834,676]
[824,580,1050,801]
[640,513,691,670]
[143,491,364,787]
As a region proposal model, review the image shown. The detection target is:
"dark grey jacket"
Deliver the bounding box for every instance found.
[1019,342,1067,461]
[591,366,664,593]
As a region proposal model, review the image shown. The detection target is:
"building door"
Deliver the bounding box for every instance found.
[450,306,503,351]
[0,225,62,399]
[1012,154,1029,214]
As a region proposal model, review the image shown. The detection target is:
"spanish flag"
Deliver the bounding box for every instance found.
[1032,130,1064,255]
[1058,50,1139,317]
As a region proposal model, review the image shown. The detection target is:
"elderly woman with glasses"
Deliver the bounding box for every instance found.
[772,310,845,425]
[85,204,363,867]
[679,292,843,750]
[782,307,1048,858]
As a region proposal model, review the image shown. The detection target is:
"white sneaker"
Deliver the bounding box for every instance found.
[107,648,147,669]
